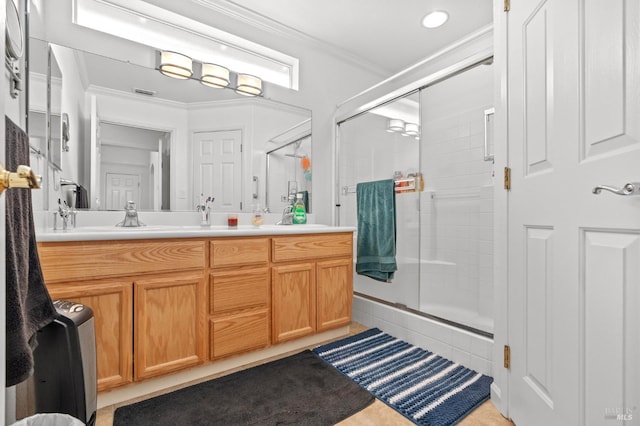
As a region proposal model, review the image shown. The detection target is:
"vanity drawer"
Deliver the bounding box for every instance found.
[209,268,270,314]
[38,239,206,282]
[210,310,270,359]
[272,233,353,263]
[209,238,270,268]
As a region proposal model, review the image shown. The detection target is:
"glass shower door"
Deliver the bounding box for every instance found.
[337,92,421,310]
[418,62,495,333]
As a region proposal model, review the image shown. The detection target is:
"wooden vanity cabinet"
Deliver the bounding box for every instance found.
[46,279,133,391]
[209,238,271,359]
[38,239,207,391]
[271,233,353,343]
[38,231,354,392]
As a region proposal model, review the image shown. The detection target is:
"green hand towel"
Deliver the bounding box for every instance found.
[356,179,397,282]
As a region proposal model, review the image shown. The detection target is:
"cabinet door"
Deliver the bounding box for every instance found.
[271,263,316,343]
[317,258,353,332]
[134,272,206,380]
[47,280,133,392]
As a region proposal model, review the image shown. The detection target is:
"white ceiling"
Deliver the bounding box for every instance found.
[222,0,493,75]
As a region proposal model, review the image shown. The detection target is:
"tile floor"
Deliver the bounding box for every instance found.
[96,323,513,425]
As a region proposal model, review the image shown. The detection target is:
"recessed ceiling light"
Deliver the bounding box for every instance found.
[422,10,449,29]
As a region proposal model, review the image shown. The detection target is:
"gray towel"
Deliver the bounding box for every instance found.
[356,179,397,282]
[5,116,56,387]
[75,184,89,209]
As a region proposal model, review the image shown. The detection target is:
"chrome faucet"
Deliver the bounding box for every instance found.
[196,194,214,226]
[116,201,145,227]
[276,194,295,225]
[54,198,76,230]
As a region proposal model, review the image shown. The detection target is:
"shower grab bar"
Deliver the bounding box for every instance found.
[483,107,495,161]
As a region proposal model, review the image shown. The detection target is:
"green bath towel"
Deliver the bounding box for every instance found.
[356,179,397,282]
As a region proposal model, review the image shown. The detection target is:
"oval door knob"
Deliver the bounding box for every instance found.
[592,182,640,196]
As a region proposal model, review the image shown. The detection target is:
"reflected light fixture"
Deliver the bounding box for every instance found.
[159,51,193,79]
[387,118,405,132]
[421,10,449,29]
[235,73,263,96]
[201,63,230,88]
[404,122,420,137]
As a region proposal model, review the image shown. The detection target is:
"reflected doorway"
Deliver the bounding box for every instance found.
[99,122,171,210]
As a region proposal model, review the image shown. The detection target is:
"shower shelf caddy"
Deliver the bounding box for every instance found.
[394,177,421,193]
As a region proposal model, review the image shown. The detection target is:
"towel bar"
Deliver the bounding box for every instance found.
[0,163,42,194]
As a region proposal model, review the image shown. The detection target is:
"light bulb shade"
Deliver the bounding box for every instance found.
[201,63,230,88]
[404,122,420,136]
[159,51,193,79]
[388,119,405,132]
[235,73,263,96]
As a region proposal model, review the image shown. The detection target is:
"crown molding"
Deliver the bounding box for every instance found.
[190,0,389,78]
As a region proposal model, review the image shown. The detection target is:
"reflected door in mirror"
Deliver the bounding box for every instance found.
[106,173,140,210]
[193,130,242,212]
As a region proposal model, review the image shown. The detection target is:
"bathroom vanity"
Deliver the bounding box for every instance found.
[36,226,354,393]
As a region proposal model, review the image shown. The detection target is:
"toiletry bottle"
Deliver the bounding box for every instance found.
[252,204,264,227]
[293,193,307,224]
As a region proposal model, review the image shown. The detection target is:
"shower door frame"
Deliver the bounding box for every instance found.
[334,53,496,339]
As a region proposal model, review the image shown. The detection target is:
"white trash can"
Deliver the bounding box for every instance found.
[11,413,85,426]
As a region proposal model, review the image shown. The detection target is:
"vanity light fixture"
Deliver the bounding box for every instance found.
[421,10,449,29]
[156,50,264,97]
[159,51,193,79]
[387,119,405,132]
[201,63,230,88]
[404,122,420,137]
[235,73,263,96]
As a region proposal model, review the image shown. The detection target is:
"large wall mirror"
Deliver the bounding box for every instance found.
[27,1,311,213]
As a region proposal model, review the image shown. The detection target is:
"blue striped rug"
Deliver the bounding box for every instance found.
[313,328,493,426]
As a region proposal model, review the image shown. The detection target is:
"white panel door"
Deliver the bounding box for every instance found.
[105,173,140,210]
[507,0,640,425]
[192,130,242,212]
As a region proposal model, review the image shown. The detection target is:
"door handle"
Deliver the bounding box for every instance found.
[592,182,640,196]
[0,163,42,194]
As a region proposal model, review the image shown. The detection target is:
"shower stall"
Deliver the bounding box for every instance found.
[337,59,495,337]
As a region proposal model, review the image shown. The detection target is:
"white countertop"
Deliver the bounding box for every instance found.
[36,224,356,242]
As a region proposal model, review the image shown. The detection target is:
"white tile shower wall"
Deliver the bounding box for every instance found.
[353,296,494,377]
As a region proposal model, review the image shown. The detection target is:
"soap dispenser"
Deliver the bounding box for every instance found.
[293,193,307,224]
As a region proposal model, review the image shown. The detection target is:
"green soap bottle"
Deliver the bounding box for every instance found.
[293,193,307,224]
